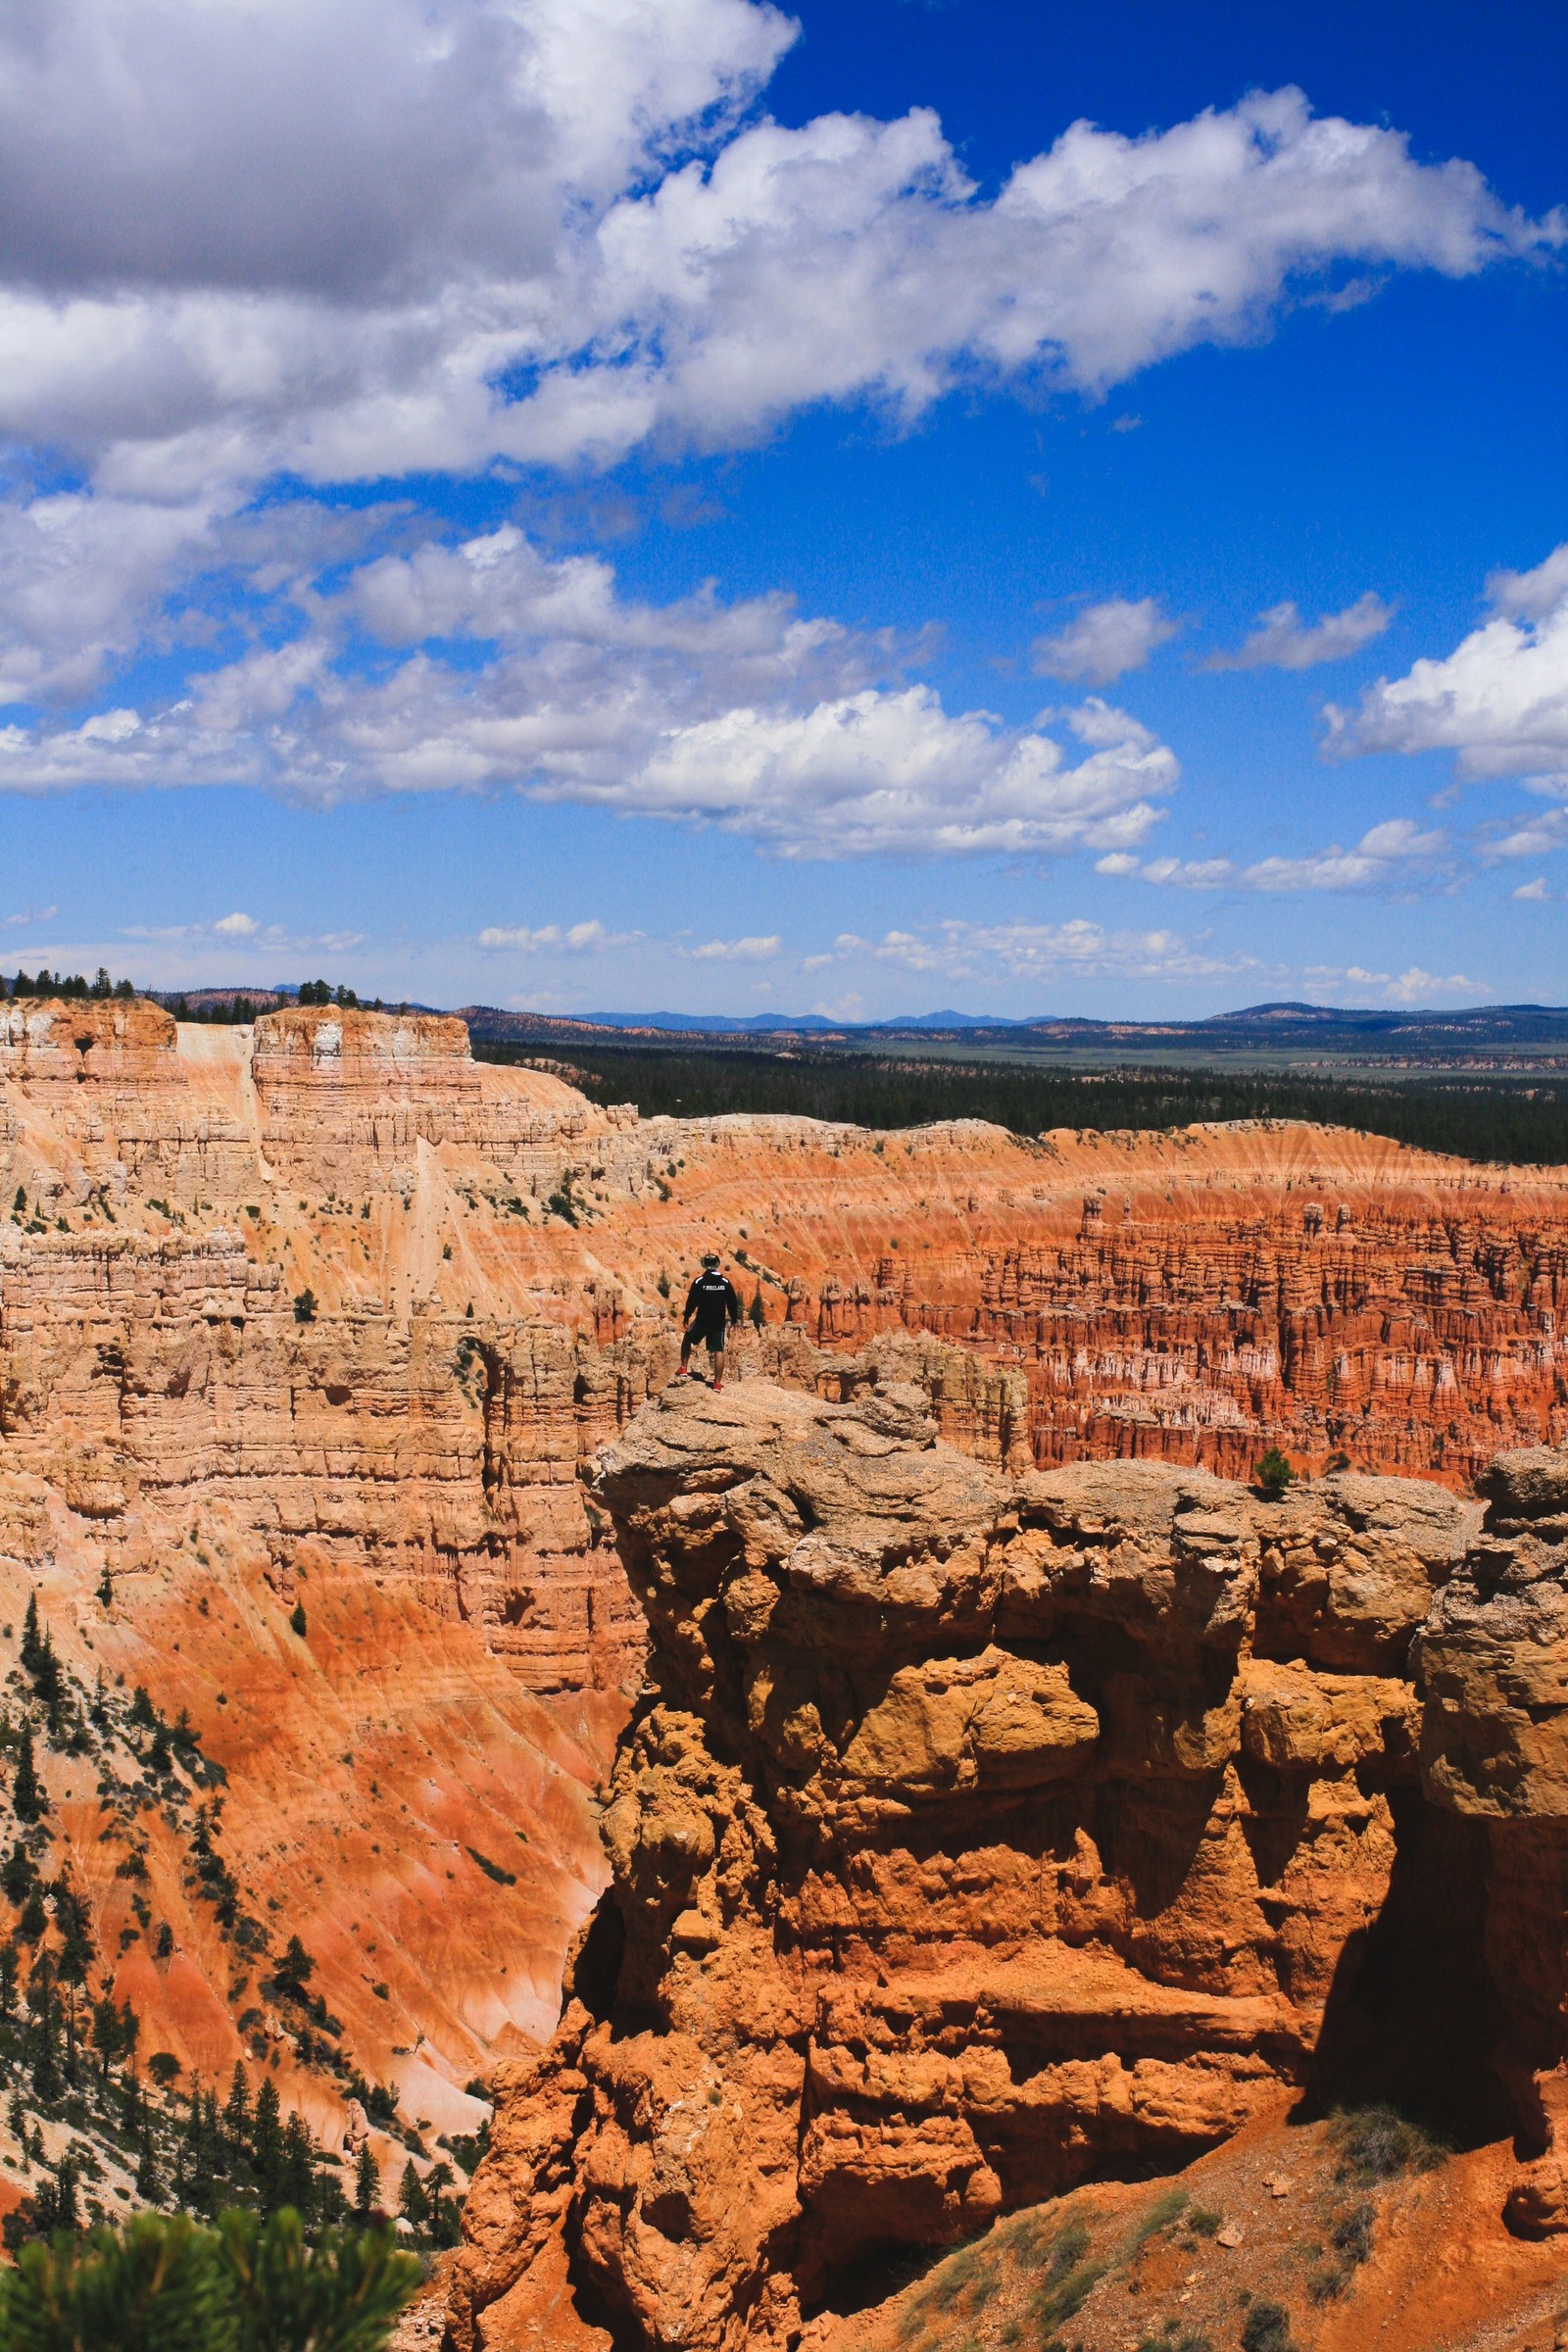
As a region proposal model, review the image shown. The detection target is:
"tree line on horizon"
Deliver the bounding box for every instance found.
[473,1041,1568,1168]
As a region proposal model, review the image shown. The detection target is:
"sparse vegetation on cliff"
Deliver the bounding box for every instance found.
[0,1608,465,2250]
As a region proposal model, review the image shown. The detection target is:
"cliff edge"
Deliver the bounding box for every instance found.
[451,1382,1568,2350]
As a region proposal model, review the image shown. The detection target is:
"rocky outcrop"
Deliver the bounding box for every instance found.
[451,1384,1568,2350]
[1412,1445,1568,2234]
[3,998,1567,2186]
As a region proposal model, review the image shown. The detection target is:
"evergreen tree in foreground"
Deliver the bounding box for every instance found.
[0,2207,418,2350]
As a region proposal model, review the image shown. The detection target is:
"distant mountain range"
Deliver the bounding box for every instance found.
[456,1000,1568,1060]
[144,990,1568,1065]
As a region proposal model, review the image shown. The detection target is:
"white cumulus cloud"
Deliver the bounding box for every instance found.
[613,690,1178,858]
[688,934,781,959]
[1031,598,1180,687]
[0,3,1549,496]
[1204,591,1393,671]
[1325,544,1568,785]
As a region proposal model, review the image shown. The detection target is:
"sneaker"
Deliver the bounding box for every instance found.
[711,1376,723,1392]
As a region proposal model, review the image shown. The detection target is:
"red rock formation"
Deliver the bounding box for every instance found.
[449,1383,1568,2351]
[3,998,1567,2185]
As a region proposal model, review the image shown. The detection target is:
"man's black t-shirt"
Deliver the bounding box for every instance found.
[684,1268,740,1338]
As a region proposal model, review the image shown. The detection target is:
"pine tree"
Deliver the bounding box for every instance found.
[29,2018,60,2105]
[273,1936,316,1997]
[17,1889,46,1946]
[1,1840,34,1906]
[134,2140,164,2204]
[252,2075,282,2205]
[0,2209,418,2342]
[120,2067,144,2138]
[30,1630,61,1717]
[749,1285,764,1331]
[18,1594,39,1675]
[280,2112,318,2221]
[26,1955,62,2105]
[0,1941,17,2021]
[91,1990,122,2080]
[222,2062,250,2158]
[396,2160,427,2232]
[52,2155,78,2232]
[12,1725,46,1823]
[355,2142,379,2221]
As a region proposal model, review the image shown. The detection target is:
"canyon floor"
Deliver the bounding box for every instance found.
[1,1000,1566,2339]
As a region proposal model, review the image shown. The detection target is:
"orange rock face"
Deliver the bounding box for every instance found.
[3,1000,1567,2182]
[451,1384,1568,2350]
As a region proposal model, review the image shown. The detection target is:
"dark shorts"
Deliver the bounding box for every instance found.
[690,1316,729,1353]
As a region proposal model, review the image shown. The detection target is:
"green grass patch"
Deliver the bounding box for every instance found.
[1028,2219,1106,2330]
[1121,2187,1188,2258]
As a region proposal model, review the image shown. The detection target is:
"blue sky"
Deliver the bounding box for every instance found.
[0,0,1564,1017]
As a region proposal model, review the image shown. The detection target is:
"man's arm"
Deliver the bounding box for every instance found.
[682,1278,703,1322]
[726,1278,743,1325]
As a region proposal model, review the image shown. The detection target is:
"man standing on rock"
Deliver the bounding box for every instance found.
[677,1252,742,1390]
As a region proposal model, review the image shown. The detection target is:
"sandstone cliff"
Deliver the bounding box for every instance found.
[3,998,1567,2204]
[451,1383,1568,2350]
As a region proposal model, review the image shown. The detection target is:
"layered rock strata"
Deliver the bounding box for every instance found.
[3,998,1568,2156]
[451,1384,1568,2350]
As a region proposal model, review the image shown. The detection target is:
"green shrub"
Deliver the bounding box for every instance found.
[1240,2301,1297,2352]
[1331,2104,1446,2185]
[1185,2204,1224,2237]
[1255,1448,1295,1498]
[1332,2199,1375,2264]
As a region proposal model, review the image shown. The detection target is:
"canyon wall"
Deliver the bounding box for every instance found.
[451,1384,1568,2352]
[2,998,1566,2175]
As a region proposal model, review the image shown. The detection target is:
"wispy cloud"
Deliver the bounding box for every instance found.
[824,918,1260,986]
[476,919,643,954]
[1097,816,1449,894]
[1204,592,1393,671]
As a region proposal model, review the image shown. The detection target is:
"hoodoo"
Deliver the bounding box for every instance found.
[451,1380,1568,2349]
[3,1003,1567,2299]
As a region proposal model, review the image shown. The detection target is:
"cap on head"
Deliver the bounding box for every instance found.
[702,1250,721,1267]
